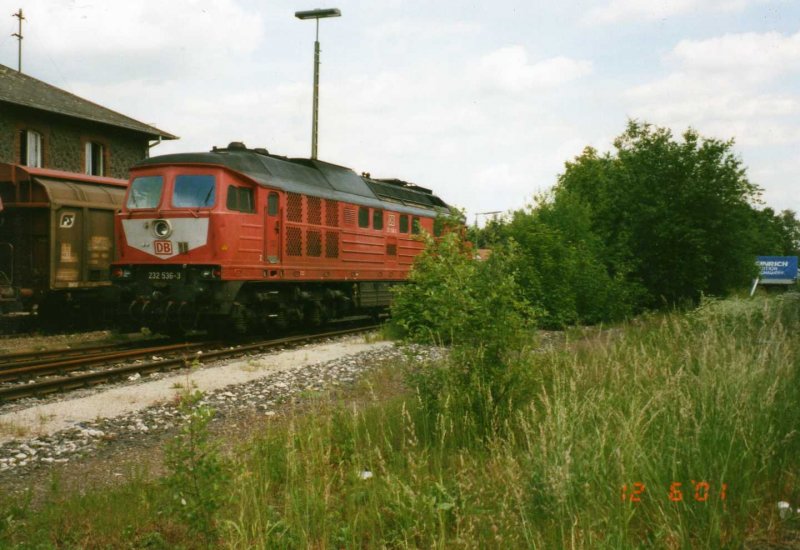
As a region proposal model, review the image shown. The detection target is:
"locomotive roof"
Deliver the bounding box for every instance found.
[134,145,451,217]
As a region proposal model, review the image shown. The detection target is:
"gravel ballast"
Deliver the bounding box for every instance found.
[0,335,443,482]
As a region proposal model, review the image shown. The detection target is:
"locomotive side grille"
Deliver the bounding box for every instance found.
[343,207,356,226]
[325,200,339,226]
[325,231,339,258]
[307,196,322,225]
[307,230,322,257]
[286,226,303,256]
[287,193,303,222]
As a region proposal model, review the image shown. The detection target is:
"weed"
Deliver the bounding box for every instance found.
[162,389,232,545]
[0,420,29,438]
[362,329,386,344]
[240,359,264,372]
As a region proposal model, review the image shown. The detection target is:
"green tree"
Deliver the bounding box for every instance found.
[750,208,800,256]
[501,192,639,327]
[556,120,763,307]
[779,210,800,255]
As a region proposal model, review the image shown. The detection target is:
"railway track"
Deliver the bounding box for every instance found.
[0,324,379,402]
[0,337,183,369]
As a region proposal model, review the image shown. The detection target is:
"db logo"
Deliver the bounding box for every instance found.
[154,240,173,255]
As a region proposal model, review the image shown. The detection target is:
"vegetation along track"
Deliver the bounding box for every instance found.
[0,324,379,402]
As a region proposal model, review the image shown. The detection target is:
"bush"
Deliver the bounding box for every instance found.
[391,232,537,437]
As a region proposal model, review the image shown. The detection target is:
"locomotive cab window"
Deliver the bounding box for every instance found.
[127,176,164,209]
[268,192,279,216]
[373,209,384,230]
[226,185,254,213]
[412,217,421,234]
[173,175,216,208]
[358,206,369,228]
[399,214,409,233]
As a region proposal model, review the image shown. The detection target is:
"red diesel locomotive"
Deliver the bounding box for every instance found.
[111,142,451,334]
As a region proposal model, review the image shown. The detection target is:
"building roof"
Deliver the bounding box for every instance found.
[0,63,177,140]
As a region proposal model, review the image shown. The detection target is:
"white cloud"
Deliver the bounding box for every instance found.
[587,0,771,24]
[749,156,800,210]
[23,0,263,77]
[668,31,800,81]
[473,46,593,94]
[625,30,800,146]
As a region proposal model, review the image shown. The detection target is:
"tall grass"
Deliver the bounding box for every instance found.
[1,295,798,548]
[222,293,800,548]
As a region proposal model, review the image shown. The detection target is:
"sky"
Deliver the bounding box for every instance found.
[1,0,798,224]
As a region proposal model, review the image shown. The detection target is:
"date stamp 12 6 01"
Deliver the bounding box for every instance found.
[621,482,727,503]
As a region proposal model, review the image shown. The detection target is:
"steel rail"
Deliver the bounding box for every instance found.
[0,325,379,402]
[0,337,177,367]
[0,341,209,381]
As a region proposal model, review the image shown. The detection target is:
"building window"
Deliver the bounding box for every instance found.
[19,130,43,167]
[84,141,105,176]
[412,217,421,234]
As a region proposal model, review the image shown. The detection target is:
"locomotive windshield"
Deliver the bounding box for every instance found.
[127,176,164,209]
[173,175,216,208]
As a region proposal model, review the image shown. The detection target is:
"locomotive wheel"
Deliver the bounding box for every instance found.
[229,303,250,336]
[305,302,323,327]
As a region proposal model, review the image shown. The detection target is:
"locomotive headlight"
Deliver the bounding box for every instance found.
[152,219,172,239]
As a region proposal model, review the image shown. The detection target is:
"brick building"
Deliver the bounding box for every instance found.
[0,63,176,179]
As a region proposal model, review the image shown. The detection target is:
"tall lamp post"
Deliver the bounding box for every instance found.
[295,8,341,160]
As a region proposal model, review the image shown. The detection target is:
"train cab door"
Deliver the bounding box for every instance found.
[264,191,281,264]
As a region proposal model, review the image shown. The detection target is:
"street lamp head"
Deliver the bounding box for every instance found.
[295,8,341,20]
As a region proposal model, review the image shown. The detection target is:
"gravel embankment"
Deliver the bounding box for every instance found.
[0,336,443,486]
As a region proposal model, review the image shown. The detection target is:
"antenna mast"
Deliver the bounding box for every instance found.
[12,9,25,73]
